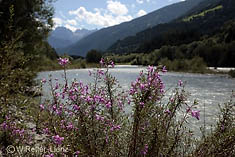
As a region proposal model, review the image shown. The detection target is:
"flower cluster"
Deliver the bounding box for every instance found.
[100,58,115,68]
[0,119,26,139]
[187,108,200,120]
[35,59,203,156]
[130,65,165,105]
[58,57,69,66]
[52,135,64,145]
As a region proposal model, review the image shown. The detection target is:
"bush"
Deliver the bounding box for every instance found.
[86,49,102,63]
[0,31,35,152]
[228,70,235,78]
[159,57,207,72]
[1,57,234,156]
[194,94,235,156]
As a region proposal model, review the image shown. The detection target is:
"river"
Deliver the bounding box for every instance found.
[37,65,235,137]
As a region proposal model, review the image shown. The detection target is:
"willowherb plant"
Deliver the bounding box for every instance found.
[34,58,202,156]
[127,65,199,157]
[36,58,130,156]
[194,93,235,156]
[1,57,204,156]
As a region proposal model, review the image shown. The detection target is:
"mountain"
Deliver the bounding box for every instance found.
[48,27,96,50]
[109,0,235,53]
[62,0,204,57]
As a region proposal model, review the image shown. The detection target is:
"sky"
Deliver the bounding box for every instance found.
[52,0,185,31]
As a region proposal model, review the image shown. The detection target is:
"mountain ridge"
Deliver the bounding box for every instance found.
[61,0,204,57]
[109,0,235,53]
[48,27,97,51]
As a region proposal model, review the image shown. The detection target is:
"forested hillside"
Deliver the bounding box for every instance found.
[109,0,234,54]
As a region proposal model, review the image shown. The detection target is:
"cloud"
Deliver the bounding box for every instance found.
[136,0,151,4]
[66,19,77,26]
[107,0,128,15]
[53,17,79,31]
[137,9,147,17]
[53,17,63,27]
[69,1,133,27]
[65,24,77,32]
[136,0,144,4]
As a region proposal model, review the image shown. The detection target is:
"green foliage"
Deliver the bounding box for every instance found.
[0,0,57,150]
[0,31,35,149]
[158,57,207,73]
[229,70,235,78]
[108,19,235,69]
[109,0,235,59]
[0,0,57,71]
[86,49,102,63]
[194,94,235,156]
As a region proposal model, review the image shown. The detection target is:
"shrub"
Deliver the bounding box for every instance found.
[1,57,234,156]
[86,49,102,63]
[228,70,235,78]
[193,94,235,156]
[2,58,202,156]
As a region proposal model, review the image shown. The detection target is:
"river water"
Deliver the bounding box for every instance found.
[37,65,235,137]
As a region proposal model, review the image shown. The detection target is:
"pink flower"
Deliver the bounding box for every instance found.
[162,66,167,73]
[52,135,64,145]
[106,102,111,109]
[55,92,60,98]
[54,82,59,90]
[165,110,171,114]
[58,57,69,66]
[221,124,225,131]
[191,110,200,120]
[140,83,145,90]
[43,128,49,134]
[140,102,145,107]
[88,70,92,76]
[147,66,154,73]
[32,128,36,132]
[160,88,165,94]
[45,154,54,157]
[110,125,121,131]
[73,105,80,111]
[1,122,8,130]
[97,69,104,75]
[40,104,44,110]
[100,58,105,66]
[74,151,80,156]
[41,78,46,83]
[141,144,148,155]
[178,80,183,86]
[52,105,57,111]
[66,123,73,130]
[110,60,115,68]
[96,115,104,121]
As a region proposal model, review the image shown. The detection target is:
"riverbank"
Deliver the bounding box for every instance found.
[38,62,235,78]
[34,55,235,78]
[36,58,99,72]
[208,67,235,72]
